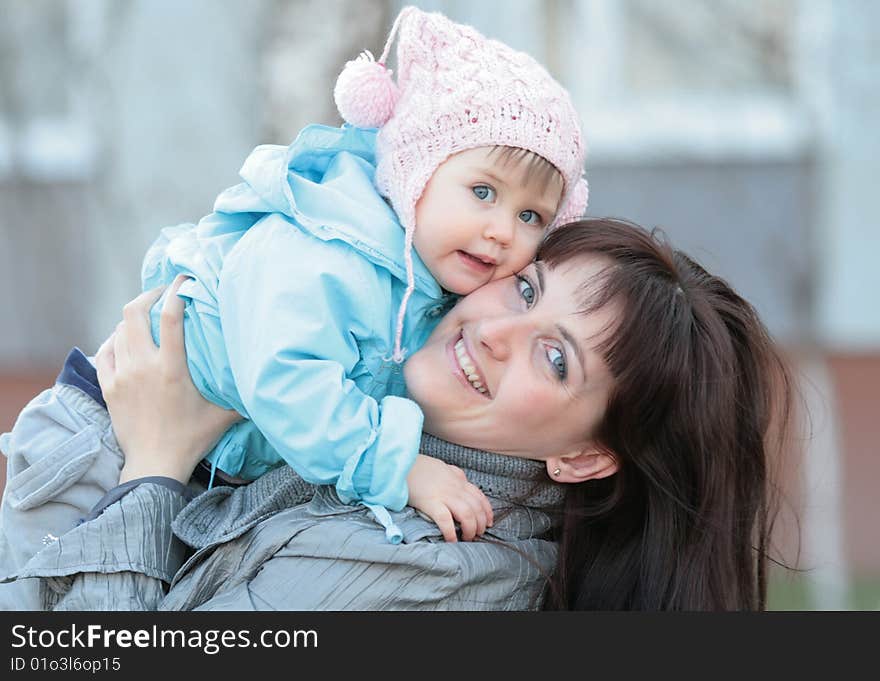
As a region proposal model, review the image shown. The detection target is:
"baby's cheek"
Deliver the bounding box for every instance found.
[487,268,513,284]
[506,242,542,276]
[492,255,534,283]
[448,279,485,295]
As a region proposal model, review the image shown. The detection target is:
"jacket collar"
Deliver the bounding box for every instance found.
[219,124,441,298]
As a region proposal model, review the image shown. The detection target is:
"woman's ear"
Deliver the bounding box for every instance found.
[546,445,618,484]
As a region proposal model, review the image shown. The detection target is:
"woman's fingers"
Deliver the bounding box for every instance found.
[112,320,130,372]
[114,286,164,371]
[123,285,165,359]
[94,332,117,393]
[158,275,190,372]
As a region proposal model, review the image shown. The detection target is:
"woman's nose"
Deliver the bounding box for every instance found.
[475,315,520,361]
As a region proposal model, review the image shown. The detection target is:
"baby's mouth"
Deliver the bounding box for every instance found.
[457,250,495,273]
[454,336,489,396]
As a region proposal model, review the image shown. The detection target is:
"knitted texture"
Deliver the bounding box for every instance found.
[335,6,588,361]
[334,50,400,128]
[370,6,588,232]
[171,434,564,550]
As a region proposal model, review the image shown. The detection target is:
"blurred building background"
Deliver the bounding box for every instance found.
[0,0,877,609]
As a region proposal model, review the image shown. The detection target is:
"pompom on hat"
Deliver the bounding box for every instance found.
[334,6,588,361]
[334,50,400,129]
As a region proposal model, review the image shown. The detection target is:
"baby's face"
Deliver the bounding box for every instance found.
[413,147,564,294]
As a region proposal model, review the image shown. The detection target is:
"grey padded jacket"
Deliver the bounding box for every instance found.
[8,435,563,611]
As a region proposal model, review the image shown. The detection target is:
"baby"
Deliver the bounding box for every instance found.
[0,7,587,558]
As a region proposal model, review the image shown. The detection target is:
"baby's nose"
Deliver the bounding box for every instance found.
[484,214,515,245]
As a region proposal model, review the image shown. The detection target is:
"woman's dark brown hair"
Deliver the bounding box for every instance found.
[538,218,794,610]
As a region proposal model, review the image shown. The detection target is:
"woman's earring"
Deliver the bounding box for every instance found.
[552,467,561,477]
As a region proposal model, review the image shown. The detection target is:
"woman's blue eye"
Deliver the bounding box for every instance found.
[472,185,495,202]
[546,346,567,380]
[519,209,542,226]
[516,276,535,306]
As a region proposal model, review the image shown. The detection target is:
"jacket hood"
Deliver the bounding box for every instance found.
[214,124,440,297]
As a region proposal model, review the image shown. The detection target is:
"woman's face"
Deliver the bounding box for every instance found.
[404,254,618,461]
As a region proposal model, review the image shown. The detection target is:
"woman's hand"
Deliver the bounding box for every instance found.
[95,275,242,484]
[406,454,494,542]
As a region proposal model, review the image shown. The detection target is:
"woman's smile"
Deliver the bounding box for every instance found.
[447,332,491,398]
[453,334,490,396]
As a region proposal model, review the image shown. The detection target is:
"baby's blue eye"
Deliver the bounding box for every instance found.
[516,276,535,306]
[546,346,567,380]
[519,210,542,226]
[472,185,496,202]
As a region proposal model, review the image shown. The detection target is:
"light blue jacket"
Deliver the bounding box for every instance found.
[141,124,450,539]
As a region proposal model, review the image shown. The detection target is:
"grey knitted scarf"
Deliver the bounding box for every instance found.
[173,433,565,548]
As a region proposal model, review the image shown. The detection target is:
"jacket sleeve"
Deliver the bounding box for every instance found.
[4,483,189,611]
[217,215,423,511]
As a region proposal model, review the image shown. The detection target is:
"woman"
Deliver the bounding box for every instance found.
[1,218,794,610]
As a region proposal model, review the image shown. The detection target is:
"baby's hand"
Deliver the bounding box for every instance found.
[406,454,494,542]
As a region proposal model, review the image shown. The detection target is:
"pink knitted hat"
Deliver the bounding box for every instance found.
[334,6,588,361]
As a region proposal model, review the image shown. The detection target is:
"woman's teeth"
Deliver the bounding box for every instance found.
[454,338,488,395]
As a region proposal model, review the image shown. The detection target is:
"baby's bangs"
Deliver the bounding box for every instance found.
[489,146,562,195]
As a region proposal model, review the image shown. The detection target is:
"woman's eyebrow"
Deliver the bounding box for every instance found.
[535,262,587,383]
